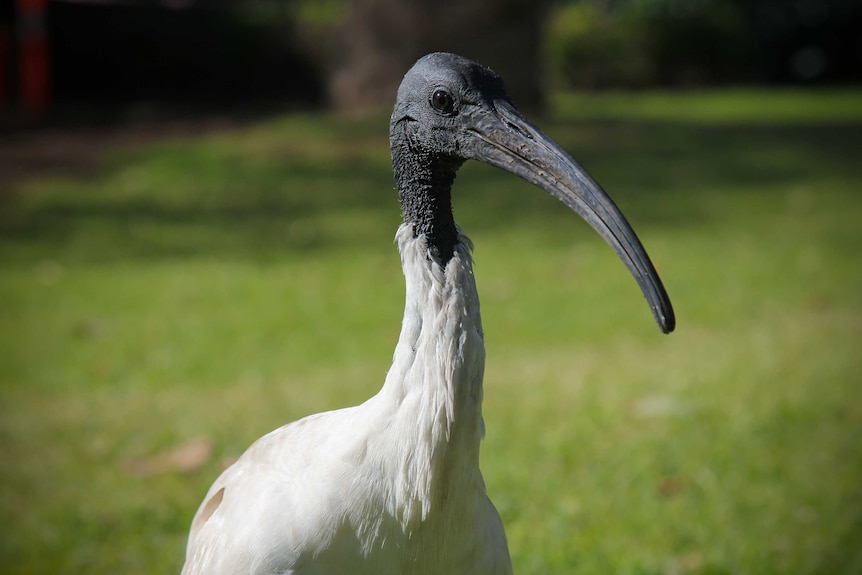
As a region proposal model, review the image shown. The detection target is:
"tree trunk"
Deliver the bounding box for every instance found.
[329,0,547,113]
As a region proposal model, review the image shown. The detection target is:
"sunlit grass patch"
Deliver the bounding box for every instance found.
[552,88,862,125]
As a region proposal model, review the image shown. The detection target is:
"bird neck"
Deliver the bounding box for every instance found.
[392,141,463,265]
[375,225,486,525]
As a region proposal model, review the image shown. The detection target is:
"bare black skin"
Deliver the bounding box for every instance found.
[390,52,674,334]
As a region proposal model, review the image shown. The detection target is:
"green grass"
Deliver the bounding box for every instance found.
[1,89,861,574]
[553,88,862,124]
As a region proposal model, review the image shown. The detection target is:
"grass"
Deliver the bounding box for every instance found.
[1,89,861,574]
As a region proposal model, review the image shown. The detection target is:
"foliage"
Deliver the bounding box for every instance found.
[546,2,652,89]
[1,90,861,573]
[546,0,750,89]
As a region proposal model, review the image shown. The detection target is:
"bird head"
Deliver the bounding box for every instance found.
[390,52,511,160]
[391,53,674,334]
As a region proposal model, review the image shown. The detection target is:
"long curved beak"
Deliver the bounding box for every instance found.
[466,100,675,334]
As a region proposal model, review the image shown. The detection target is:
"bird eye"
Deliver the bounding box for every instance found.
[430,88,455,114]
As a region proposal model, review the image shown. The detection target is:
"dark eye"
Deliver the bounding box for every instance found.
[430,88,455,114]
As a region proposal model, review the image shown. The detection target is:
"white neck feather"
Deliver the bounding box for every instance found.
[370,223,486,528]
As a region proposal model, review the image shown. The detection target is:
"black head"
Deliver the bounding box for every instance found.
[390,52,511,159]
[390,53,675,334]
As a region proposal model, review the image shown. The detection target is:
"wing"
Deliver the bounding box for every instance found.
[181,409,360,575]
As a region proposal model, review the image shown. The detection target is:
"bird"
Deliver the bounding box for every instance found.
[181,52,674,575]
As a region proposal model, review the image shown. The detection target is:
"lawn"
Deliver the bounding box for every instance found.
[1,89,861,574]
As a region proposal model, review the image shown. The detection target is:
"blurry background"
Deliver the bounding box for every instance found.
[1,1,861,573]
[2,0,861,118]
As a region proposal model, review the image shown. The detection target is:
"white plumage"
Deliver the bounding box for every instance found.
[183,227,512,574]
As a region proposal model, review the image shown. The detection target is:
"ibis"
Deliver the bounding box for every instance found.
[182,52,674,575]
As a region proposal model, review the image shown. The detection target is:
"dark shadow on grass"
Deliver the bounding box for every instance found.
[1,121,860,263]
[546,121,862,192]
[453,121,862,238]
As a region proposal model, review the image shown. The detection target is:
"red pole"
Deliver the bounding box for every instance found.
[17,0,49,116]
